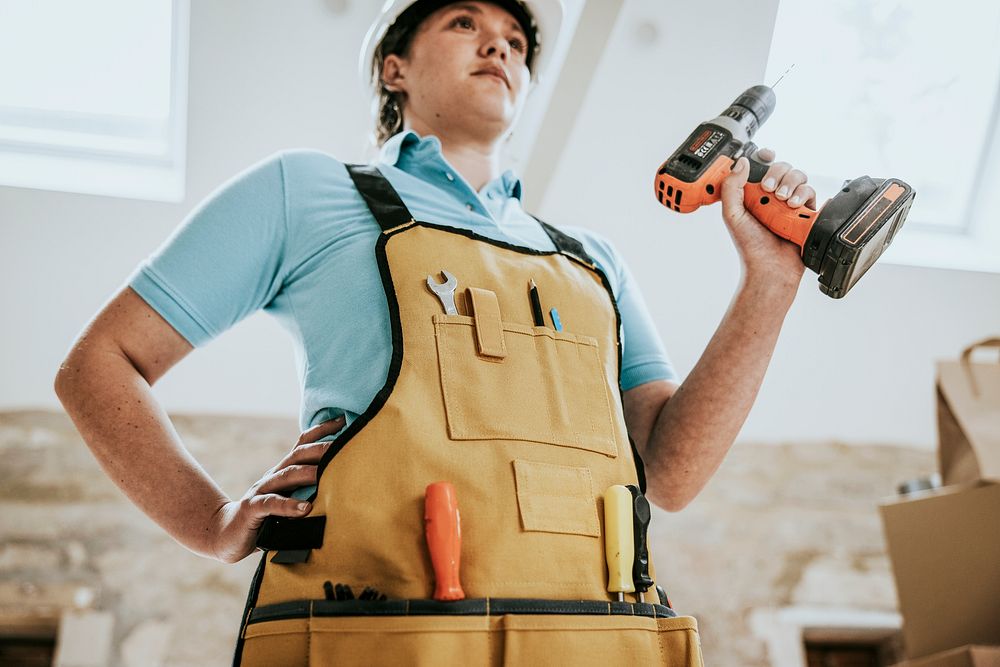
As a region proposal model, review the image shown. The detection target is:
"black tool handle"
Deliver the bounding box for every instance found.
[741,141,772,185]
[625,484,653,592]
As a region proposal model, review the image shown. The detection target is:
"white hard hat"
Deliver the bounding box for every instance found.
[358,0,564,92]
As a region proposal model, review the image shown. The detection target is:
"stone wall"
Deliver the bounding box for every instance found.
[0,411,933,666]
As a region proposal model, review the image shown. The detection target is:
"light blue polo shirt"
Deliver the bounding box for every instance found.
[129,130,678,431]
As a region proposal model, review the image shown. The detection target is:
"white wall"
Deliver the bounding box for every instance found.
[2,0,998,449]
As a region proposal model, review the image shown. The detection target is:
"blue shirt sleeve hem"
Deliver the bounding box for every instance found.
[129,266,215,348]
[621,360,679,392]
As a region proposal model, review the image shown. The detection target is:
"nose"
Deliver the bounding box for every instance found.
[480,32,510,63]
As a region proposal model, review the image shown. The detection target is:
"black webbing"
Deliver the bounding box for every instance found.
[534,217,598,267]
[255,515,326,551]
[346,164,415,232]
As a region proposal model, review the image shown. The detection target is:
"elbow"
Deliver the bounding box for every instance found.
[643,460,704,511]
[650,492,693,513]
[53,359,71,402]
[644,479,695,513]
[54,358,79,410]
[54,350,87,408]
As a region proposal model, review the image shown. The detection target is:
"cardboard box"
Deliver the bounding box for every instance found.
[879,338,1000,660]
[892,645,1000,667]
[880,483,1000,658]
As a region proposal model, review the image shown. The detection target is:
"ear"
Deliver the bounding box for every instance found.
[382,54,408,94]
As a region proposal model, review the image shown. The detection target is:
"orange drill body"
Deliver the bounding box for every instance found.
[655,151,818,251]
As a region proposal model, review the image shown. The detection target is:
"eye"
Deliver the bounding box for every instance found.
[450,15,475,30]
[508,36,527,53]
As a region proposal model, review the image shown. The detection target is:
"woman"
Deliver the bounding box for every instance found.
[55,1,815,664]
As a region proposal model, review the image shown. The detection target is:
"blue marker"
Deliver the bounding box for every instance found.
[549,307,563,331]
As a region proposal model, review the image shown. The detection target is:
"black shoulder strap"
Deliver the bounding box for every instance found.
[346,163,414,232]
[533,216,598,267]
[346,162,596,268]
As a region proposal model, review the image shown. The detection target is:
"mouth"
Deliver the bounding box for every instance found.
[473,68,510,89]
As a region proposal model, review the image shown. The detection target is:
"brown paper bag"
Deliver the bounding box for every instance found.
[936,337,1000,484]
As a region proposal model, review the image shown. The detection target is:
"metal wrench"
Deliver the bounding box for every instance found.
[426,269,459,315]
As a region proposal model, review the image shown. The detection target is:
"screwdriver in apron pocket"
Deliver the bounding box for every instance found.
[626,485,654,603]
[425,481,465,601]
[604,485,636,602]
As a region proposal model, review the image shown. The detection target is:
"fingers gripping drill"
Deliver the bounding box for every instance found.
[654,85,916,298]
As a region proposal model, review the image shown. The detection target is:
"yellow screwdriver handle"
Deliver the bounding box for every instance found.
[604,485,635,596]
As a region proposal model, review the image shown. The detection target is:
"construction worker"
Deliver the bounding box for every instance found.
[55,1,816,664]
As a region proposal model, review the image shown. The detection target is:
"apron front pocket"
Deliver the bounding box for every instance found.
[512,458,600,537]
[240,617,309,667]
[433,313,618,457]
[500,613,703,667]
[238,600,703,667]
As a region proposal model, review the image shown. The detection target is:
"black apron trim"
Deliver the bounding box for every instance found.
[255,515,326,551]
[346,164,415,231]
[269,549,311,564]
[247,597,677,625]
[232,552,267,667]
[534,216,597,267]
[628,433,647,495]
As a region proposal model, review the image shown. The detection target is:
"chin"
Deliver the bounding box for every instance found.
[469,97,520,129]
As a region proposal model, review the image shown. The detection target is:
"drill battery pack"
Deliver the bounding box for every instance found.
[803,176,915,298]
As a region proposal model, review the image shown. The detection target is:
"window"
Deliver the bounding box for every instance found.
[763,0,1000,273]
[0,0,190,202]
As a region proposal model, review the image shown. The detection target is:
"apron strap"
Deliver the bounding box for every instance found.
[346,162,600,271]
[533,217,598,268]
[346,164,415,232]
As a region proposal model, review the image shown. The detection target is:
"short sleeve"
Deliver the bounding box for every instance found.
[128,152,289,347]
[614,254,680,390]
[561,226,679,391]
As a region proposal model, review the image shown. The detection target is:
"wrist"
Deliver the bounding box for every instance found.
[737,270,800,310]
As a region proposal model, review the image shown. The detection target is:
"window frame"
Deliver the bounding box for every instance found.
[0,0,190,203]
[763,0,1000,276]
[877,82,1000,274]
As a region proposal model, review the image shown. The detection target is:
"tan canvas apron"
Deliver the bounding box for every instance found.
[233,165,704,666]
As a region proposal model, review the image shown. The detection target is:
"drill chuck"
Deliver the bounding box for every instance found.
[721,85,776,139]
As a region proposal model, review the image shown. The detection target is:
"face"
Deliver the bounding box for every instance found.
[382,1,532,140]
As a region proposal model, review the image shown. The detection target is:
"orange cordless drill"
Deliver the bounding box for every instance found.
[654,85,915,298]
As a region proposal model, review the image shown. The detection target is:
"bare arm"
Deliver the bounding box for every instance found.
[623,148,814,511]
[624,279,795,511]
[54,287,336,563]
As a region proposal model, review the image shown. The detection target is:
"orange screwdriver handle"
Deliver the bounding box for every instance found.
[424,481,465,601]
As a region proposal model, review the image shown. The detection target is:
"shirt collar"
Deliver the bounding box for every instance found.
[377,130,524,201]
[378,129,436,167]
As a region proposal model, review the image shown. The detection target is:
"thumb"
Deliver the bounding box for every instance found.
[246,494,312,528]
[720,157,749,223]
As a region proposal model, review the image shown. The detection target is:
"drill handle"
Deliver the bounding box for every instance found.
[738,143,818,251]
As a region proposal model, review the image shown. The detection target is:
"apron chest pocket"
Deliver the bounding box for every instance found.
[433,309,619,457]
